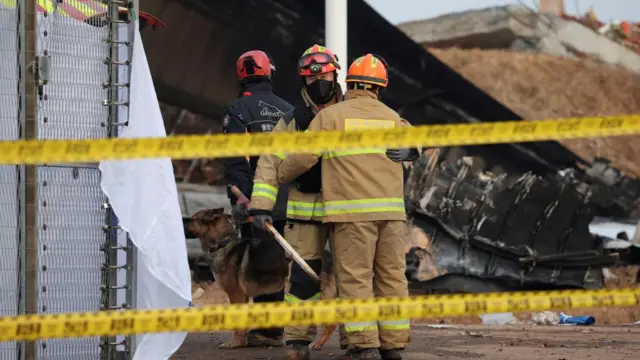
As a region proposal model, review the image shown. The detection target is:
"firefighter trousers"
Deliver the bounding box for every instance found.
[284,221,348,347]
[329,220,410,350]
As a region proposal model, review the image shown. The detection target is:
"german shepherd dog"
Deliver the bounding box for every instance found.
[186,208,290,349]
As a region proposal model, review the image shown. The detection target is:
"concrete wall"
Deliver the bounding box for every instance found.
[398,4,640,73]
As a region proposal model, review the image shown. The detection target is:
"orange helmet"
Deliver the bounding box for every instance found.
[297,44,340,76]
[345,53,389,88]
[236,50,275,81]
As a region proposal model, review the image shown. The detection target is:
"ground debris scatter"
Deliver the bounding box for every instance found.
[172,323,640,360]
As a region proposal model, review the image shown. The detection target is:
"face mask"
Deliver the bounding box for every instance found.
[305,79,335,104]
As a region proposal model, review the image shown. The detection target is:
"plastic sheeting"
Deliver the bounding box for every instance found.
[99,23,191,360]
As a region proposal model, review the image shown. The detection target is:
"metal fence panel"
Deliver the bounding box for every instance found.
[34,4,111,360]
[36,166,106,360]
[0,1,22,359]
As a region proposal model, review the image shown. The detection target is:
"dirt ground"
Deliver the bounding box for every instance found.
[430,48,640,177]
[174,275,640,359]
[172,324,640,360]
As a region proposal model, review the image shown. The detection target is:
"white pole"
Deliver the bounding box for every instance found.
[325,0,347,91]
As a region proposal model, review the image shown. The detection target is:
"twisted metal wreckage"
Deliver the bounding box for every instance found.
[404,149,640,294]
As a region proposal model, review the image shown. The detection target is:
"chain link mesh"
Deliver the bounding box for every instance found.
[0,1,22,359]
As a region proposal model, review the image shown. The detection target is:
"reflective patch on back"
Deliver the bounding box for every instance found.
[344,118,395,131]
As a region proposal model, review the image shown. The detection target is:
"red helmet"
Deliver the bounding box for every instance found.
[236,50,275,81]
[297,44,340,76]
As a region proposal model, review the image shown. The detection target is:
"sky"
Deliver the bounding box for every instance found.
[364,0,640,24]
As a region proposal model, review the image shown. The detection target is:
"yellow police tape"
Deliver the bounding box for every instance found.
[1,287,639,341]
[1,115,639,165]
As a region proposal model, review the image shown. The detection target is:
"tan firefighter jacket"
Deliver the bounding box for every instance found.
[276,89,408,223]
[249,86,345,222]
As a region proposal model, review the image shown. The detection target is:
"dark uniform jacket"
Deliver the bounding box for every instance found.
[222,81,293,221]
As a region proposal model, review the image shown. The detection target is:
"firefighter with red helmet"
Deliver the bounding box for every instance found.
[222,50,293,347]
[276,54,419,360]
[249,44,348,360]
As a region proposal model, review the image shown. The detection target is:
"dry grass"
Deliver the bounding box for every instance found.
[430,47,640,176]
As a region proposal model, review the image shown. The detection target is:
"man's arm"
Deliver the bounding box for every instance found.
[277,112,326,185]
[249,118,288,213]
[222,107,251,205]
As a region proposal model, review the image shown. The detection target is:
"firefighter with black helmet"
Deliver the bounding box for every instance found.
[249,44,349,360]
[222,49,293,348]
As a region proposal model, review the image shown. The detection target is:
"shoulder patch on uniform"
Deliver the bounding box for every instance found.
[259,100,286,118]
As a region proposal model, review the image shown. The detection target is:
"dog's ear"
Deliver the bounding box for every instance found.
[212,213,234,226]
[191,209,208,220]
[191,208,225,223]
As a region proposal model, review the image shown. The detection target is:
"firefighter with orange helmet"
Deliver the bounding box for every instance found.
[222,50,293,348]
[276,54,418,360]
[249,44,348,360]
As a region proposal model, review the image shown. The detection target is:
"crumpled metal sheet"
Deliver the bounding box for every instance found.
[405,150,613,290]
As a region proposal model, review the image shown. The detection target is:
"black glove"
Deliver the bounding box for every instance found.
[386,148,420,162]
[232,204,250,225]
[248,209,272,231]
[252,214,272,231]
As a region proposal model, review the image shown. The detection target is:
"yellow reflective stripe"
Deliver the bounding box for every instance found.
[285,293,300,303]
[324,148,386,159]
[39,0,54,13]
[287,201,324,217]
[285,293,321,303]
[379,319,410,330]
[67,0,99,17]
[324,198,405,215]
[345,321,377,332]
[0,0,15,8]
[251,183,278,202]
[344,118,395,131]
[0,0,102,18]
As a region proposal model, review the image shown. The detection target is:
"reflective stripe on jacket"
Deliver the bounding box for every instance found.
[277,89,407,223]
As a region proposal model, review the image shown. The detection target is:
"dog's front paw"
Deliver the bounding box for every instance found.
[219,342,246,349]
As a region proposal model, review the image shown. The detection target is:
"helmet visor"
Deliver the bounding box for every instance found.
[298,52,340,74]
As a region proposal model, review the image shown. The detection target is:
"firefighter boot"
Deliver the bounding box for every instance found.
[379,349,404,360]
[338,348,382,360]
[286,343,310,360]
[339,324,349,349]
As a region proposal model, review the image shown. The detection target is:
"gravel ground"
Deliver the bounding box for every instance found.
[171,324,640,360]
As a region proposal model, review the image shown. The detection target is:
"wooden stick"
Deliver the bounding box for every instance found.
[265,222,321,283]
[230,185,321,283]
